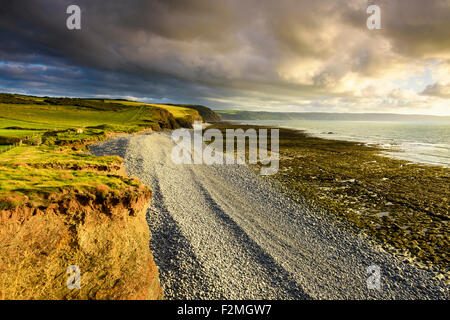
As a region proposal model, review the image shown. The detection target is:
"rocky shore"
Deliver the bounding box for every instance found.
[210,123,450,276]
[90,131,448,299]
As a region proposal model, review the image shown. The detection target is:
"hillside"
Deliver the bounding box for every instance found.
[168,104,221,122]
[99,99,204,128]
[217,110,450,122]
[0,93,202,132]
[0,93,204,299]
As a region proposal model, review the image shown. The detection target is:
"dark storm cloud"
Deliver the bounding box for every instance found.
[0,0,449,112]
[421,82,450,98]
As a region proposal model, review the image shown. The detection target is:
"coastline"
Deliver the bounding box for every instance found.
[224,119,450,168]
[0,96,447,299]
[0,94,214,299]
[90,130,448,299]
[208,122,449,277]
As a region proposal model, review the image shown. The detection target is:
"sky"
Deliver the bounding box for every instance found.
[0,0,449,115]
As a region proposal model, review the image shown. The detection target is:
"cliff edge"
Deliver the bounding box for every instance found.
[0,163,163,299]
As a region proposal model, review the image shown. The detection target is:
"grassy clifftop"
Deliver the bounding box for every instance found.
[0,93,200,134]
[169,104,221,122]
[0,93,206,299]
[0,93,205,209]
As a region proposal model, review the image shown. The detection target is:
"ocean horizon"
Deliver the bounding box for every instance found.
[236,119,450,168]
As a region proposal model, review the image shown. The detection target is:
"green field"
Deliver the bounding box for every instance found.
[0,94,205,148]
[0,145,14,152]
[0,93,202,205]
[0,93,200,133]
[0,102,168,133]
[104,100,200,121]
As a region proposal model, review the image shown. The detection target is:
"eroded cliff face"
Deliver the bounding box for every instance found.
[0,180,163,300]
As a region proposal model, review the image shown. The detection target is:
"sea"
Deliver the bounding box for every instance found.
[238,119,450,168]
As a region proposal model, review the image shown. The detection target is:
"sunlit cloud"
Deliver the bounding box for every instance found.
[0,0,449,114]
